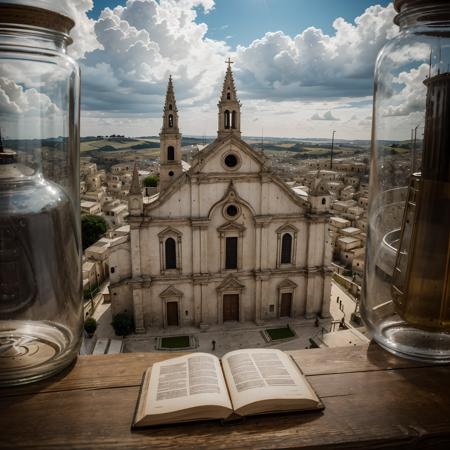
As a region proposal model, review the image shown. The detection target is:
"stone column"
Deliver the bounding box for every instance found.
[192,226,201,275]
[193,281,202,326]
[255,224,262,271]
[130,225,141,278]
[254,275,266,325]
[200,226,208,274]
[200,282,209,329]
[305,270,317,319]
[320,270,333,318]
[132,286,145,333]
[260,275,270,323]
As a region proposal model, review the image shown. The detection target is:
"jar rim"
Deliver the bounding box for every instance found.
[0,3,74,37]
[394,1,450,28]
[394,0,450,12]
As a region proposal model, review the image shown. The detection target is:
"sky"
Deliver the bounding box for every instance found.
[1,1,428,140]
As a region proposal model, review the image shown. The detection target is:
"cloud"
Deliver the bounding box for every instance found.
[384,63,428,116]
[235,4,398,100]
[0,78,60,116]
[78,0,229,116]
[311,111,340,121]
[5,0,401,139]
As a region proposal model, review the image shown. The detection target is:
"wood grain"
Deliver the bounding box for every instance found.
[1,344,450,449]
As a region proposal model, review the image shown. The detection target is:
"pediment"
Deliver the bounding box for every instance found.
[278,279,298,289]
[217,221,246,233]
[276,223,299,234]
[190,134,268,175]
[216,275,245,292]
[159,285,184,298]
[158,226,182,238]
[208,180,256,219]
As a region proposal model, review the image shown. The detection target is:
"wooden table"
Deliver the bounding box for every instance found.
[1,343,450,449]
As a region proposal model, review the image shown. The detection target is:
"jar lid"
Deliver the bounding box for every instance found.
[395,0,450,13]
[0,2,74,35]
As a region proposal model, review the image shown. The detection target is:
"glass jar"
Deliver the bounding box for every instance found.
[0,2,81,385]
[363,0,450,362]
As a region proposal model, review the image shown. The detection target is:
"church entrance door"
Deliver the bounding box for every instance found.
[223,294,239,321]
[166,301,179,326]
[280,293,292,317]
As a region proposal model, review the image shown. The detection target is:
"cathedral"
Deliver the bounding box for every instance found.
[109,61,332,331]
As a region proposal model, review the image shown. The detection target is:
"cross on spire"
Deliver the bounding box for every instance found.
[225,57,234,68]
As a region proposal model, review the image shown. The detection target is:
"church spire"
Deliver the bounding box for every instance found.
[128,162,143,216]
[218,58,241,139]
[162,75,179,132]
[129,163,142,195]
[159,75,183,191]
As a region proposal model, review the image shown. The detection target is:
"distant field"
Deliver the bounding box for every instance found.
[80,139,157,153]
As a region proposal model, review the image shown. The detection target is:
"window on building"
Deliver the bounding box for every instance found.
[224,153,238,168]
[224,110,230,129]
[231,110,236,129]
[322,198,326,205]
[227,91,231,100]
[281,233,292,264]
[167,146,175,161]
[225,236,238,269]
[168,114,173,127]
[165,237,177,269]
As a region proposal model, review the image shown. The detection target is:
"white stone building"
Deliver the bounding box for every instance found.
[109,64,332,331]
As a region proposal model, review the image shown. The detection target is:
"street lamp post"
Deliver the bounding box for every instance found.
[330,130,336,170]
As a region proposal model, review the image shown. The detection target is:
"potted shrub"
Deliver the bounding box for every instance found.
[111,313,134,337]
[84,317,97,338]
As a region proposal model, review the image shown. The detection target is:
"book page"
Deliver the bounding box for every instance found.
[221,348,318,414]
[143,353,232,417]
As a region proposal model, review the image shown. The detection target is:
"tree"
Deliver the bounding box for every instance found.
[81,214,108,250]
[143,175,159,188]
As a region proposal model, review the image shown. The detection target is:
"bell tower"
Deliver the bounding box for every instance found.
[218,58,241,139]
[159,75,182,191]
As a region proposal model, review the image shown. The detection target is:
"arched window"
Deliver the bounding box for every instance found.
[165,238,177,269]
[224,110,230,129]
[169,104,172,110]
[281,234,292,264]
[168,114,173,127]
[322,198,326,205]
[231,111,236,129]
[227,91,231,100]
[167,146,175,161]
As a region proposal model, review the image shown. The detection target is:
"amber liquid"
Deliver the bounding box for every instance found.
[392,175,450,331]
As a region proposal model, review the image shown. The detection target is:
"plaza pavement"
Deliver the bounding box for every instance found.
[82,281,360,356]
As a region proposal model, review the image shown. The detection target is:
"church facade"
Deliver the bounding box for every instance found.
[109,63,332,331]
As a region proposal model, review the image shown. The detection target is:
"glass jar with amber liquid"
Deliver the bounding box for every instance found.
[362,0,450,362]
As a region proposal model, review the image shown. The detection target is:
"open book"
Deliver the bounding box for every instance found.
[132,348,323,427]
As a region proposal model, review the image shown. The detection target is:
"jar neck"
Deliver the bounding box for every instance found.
[0,24,71,54]
[396,3,450,32]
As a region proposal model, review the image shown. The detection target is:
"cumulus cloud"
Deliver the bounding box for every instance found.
[311,111,340,121]
[384,63,428,116]
[67,0,100,60]
[79,0,229,116]
[235,4,397,100]
[0,78,60,116]
[2,0,401,139]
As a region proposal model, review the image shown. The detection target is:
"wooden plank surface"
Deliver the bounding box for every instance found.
[1,344,450,449]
